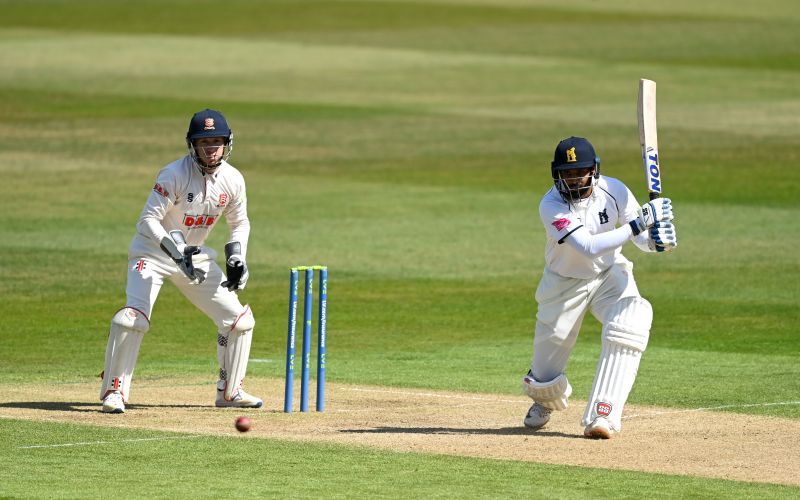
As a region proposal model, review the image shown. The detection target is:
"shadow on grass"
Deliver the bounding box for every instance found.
[340,427,582,439]
[0,401,209,412]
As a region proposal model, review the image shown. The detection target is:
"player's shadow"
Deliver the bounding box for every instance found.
[0,401,208,413]
[340,427,581,439]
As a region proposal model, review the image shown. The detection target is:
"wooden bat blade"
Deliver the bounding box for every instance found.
[638,78,662,199]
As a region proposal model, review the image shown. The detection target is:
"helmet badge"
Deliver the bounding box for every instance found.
[204,118,215,131]
[566,147,577,163]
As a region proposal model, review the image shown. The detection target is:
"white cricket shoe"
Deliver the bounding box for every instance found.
[523,402,552,430]
[215,385,263,408]
[102,391,125,414]
[584,416,614,439]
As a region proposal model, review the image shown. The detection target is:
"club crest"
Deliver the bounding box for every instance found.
[566,147,577,163]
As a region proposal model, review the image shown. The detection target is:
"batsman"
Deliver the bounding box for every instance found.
[98,109,262,413]
[521,136,677,438]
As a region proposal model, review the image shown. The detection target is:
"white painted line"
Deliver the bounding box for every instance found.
[19,434,205,450]
[249,359,274,363]
[623,400,800,420]
[342,387,800,419]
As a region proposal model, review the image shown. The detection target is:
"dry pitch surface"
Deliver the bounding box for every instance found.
[2,378,798,487]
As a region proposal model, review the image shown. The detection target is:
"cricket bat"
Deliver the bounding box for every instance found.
[638,79,662,200]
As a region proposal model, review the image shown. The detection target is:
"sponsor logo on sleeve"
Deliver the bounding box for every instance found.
[218,193,228,207]
[552,218,571,231]
[153,183,169,197]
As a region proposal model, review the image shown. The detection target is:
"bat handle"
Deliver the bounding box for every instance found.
[649,192,661,200]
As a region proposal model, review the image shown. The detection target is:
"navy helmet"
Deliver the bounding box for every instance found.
[186,109,233,173]
[550,136,600,202]
[187,108,232,143]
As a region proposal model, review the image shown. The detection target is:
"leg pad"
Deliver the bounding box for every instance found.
[522,372,572,410]
[582,297,653,431]
[99,308,149,402]
[219,306,255,400]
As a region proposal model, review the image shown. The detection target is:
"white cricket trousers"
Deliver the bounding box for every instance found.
[125,254,246,329]
[531,260,641,382]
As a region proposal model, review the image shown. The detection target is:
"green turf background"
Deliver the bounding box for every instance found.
[1,0,798,497]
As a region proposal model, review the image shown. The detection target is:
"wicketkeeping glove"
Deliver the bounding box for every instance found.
[648,221,678,252]
[159,230,206,284]
[221,241,249,291]
[629,197,673,236]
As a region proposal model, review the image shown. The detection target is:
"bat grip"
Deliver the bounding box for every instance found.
[649,192,661,200]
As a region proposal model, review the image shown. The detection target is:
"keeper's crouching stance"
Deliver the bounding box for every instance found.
[99,109,262,413]
[522,137,677,438]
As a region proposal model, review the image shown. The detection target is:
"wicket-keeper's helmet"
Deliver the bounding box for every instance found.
[186,109,234,172]
[550,136,600,202]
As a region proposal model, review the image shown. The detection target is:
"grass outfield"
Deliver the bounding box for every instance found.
[1,419,796,499]
[1,0,799,497]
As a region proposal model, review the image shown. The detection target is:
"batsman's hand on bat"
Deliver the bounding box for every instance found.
[159,230,207,284]
[221,241,249,291]
[629,197,673,236]
[648,221,677,252]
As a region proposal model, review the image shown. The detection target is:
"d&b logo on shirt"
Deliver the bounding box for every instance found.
[183,214,216,228]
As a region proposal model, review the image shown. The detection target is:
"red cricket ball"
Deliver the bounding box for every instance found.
[235,416,251,432]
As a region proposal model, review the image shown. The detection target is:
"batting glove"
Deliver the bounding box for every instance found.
[648,221,678,252]
[630,197,673,235]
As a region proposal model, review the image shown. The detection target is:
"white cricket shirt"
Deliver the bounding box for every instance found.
[129,156,250,262]
[539,176,641,279]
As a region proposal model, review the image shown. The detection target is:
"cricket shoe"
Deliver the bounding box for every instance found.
[215,385,263,408]
[523,402,552,430]
[583,416,614,439]
[102,391,125,414]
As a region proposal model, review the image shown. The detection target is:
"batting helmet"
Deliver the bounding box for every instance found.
[550,137,601,202]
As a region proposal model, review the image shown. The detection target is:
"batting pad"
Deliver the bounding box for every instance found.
[220,306,255,400]
[603,297,652,352]
[522,373,572,411]
[582,297,652,430]
[100,308,149,402]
